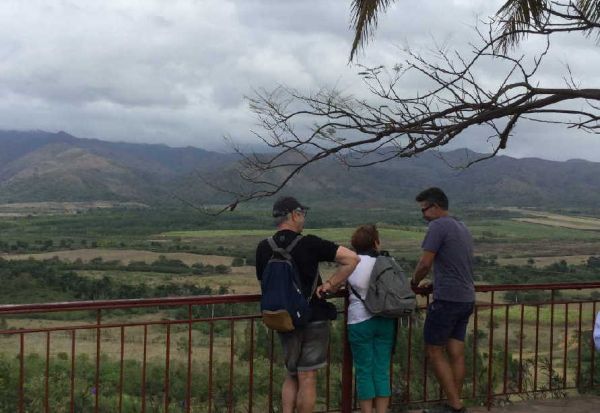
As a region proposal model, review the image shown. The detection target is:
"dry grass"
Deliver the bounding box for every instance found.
[515,218,600,231]
[472,303,598,385]
[0,318,236,364]
[506,208,600,231]
[0,248,264,293]
[1,249,233,266]
[497,255,592,267]
[45,265,261,294]
[0,201,147,215]
[475,240,600,260]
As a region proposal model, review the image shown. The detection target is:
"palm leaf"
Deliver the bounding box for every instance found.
[577,0,600,23]
[348,0,600,59]
[349,0,396,61]
[496,0,549,51]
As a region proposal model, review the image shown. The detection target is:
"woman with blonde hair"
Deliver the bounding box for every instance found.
[347,224,396,413]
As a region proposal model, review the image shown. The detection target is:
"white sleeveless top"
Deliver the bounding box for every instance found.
[347,254,376,325]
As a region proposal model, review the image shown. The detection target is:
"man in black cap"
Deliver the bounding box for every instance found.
[256,196,359,413]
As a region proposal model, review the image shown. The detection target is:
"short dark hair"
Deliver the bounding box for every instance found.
[415,187,449,210]
[351,224,379,253]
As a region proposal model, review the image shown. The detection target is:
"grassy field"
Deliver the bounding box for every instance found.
[160,219,600,261]
[1,249,233,266]
[0,317,247,365]
[75,268,260,294]
[162,226,425,241]
[506,208,600,230]
[2,207,600,342]
[162,220,600,242]
[0,201,148,218]
[497,255,592,267]
[3,205,600,411]
[2,206,600,301]
[470,220,600,240]
[516,218,600,231]
[161,226,427,258]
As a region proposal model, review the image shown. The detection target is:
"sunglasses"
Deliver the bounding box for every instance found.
[421,204,435,213]
[294,208,308,217]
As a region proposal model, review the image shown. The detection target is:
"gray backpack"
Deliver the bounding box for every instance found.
[349,255,416,318]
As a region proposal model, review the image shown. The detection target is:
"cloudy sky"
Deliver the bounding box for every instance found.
[1,0,599,161]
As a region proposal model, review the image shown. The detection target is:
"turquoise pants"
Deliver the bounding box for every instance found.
[348,317,396,400]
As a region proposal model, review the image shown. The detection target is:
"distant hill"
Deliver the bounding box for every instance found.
[0,130,237,204]
[1,129,600,208]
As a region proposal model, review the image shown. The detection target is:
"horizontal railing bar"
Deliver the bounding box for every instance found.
[413,281,600,295]
[472,281,600,292]
[2,282,600,315]
[7,297,593,323]
[0,307,344,335]
[0,294,262,315]
[0,314,266,335]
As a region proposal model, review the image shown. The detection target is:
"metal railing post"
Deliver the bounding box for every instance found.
[341,293,353,413]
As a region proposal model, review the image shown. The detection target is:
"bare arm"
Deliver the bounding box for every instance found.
[412,250,435,287]
[317,246,359,296]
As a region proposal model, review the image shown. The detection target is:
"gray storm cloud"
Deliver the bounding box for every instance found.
[0,0,598,160]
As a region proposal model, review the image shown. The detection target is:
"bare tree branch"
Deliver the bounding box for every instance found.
[216,2,600,206]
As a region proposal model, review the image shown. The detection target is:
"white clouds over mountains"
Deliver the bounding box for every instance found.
[0,0,598,160]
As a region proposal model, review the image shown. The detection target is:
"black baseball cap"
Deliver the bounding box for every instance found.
[272,196,309,217]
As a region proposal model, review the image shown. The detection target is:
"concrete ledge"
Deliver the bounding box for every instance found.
[403,395,600,413]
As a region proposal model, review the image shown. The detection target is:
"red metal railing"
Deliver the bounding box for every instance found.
[1,282,599,412]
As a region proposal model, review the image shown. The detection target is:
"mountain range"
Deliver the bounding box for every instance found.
[1,130,599,209]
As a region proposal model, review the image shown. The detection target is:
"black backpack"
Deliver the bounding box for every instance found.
[259,236,317,332]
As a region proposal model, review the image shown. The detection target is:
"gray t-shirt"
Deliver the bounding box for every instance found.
[421,216,475,302]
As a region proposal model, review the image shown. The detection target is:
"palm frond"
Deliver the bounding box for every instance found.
[496,0,549,51]
[349,0,396,62]
[577,0,600,23]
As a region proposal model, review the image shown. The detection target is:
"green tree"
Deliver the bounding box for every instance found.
[231,257,245,267]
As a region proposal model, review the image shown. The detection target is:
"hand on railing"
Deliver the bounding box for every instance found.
[319,287,348,300]
[319,291,337,299]
[411,279,433,296]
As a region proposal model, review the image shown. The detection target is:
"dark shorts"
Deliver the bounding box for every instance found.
[423,300,474,346]
[278,320,330,374]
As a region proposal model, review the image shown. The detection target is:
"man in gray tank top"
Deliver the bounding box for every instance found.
[411,187,475,413]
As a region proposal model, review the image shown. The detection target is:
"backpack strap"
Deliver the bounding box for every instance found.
[349,255,386,303]
[267,235,319,300]
[349,283,366,302]
[285,235,303,254]
[266,237,287,258]
[266,235,303,261]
